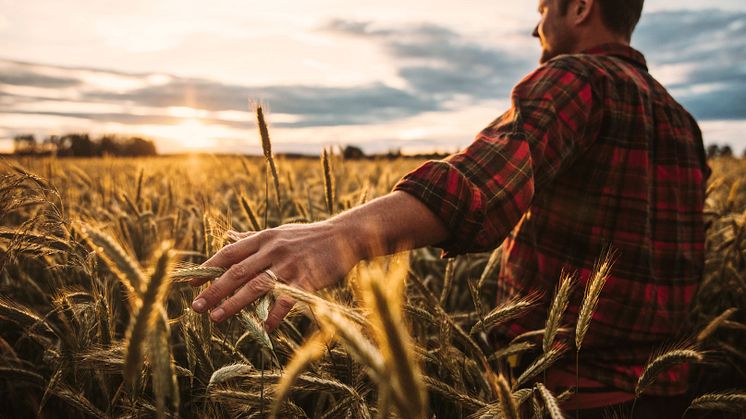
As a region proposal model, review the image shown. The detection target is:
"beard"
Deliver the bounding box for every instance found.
[539,48,556,64]
[537,26,577,64]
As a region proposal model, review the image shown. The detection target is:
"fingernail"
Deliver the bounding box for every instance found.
[192,298,206,311]
[211,308,225,322]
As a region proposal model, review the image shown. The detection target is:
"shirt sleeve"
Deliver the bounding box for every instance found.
[392,57,603,257]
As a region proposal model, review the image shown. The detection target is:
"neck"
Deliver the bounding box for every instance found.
[572,31,629,53]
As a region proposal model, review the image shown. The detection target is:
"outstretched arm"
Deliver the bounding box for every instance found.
[190,190,449,330]
[191,58,600,330]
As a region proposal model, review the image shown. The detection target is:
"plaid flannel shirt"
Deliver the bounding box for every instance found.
[393,43,711,395]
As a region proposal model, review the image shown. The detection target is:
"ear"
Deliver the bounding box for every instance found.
[572,0,594,25]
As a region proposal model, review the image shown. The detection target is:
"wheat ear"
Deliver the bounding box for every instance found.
[270,330,331,419]
[471,294,539,335]
[368,274,427,419]
[208,363,254,388]
[575,251,614,350]
[149,307,179,418]
[123,241,174,386]
[322,147,335,214]
[477,247,502,289]
[255,104,281,208]
[536,382,565,419]
[495,373,520,419]
[687,392,746,414]
[513,344,568,390]
[544,270,576,354]
[79,225,146,308]
[635,348,703,398]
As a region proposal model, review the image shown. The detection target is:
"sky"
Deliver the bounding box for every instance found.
[1,0,745,155]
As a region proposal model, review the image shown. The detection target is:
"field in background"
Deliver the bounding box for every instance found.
[0,154,744,418]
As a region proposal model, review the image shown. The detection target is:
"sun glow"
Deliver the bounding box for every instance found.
[173,119,216,150]
[168,106,208,119]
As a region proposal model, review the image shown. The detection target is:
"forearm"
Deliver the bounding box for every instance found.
[328,190,450,260]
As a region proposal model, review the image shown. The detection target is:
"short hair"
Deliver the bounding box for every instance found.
[560,0,644,39]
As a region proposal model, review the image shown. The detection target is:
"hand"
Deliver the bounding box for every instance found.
[190,219,363,331]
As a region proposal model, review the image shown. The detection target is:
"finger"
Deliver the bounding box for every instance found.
[210,272,276,323]
[192,253,268,313]
[189,269,222,287]
[202,233,264,269]
[227,230,256,242]
[264,294,296,332]
[190,277,209,287]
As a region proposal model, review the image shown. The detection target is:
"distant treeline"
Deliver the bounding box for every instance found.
[12,134,157,157]
[706,143,745,159]
[336,145,451,161]
[19,135,741,160]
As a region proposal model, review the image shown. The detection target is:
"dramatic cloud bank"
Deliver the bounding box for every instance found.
[1,8,745,154]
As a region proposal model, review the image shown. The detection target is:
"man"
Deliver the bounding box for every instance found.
[190,0,710,415]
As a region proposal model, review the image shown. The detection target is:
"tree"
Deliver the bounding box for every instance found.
[99,135,122,156]
[13,134,37,155]
[14,132,158,157]
[126,137,157,156]
[720,145,733,158]
[63,134,96,157]
[343,145,365,160]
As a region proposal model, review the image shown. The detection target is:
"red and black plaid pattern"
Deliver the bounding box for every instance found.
[393,43,711,395]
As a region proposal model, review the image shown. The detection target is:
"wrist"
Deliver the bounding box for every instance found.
[327,213,378,261]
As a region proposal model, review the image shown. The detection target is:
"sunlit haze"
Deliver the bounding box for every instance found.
[1,0,745,155]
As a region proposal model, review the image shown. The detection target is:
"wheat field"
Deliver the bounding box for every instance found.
[0,135,744,418]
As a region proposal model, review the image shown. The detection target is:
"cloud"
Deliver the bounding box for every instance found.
[83,80,440,127]
[635,10,746,120]
[0,71,80,88]
[323,20,535,100]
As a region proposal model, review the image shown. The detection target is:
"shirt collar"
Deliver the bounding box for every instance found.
[581,43,648,71]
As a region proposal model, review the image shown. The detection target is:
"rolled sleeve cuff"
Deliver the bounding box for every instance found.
[391,160,486,258]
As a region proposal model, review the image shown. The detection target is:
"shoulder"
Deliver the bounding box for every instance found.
[514,54,596,100]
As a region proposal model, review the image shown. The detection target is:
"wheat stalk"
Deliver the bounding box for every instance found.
[494,373,519,419]
[149,307,179,418]
[635,348,703,398]
[272,282,367,326]
[322,147,335,215]
[687,392,746,413]
[544,270,575,353]
[575,250,614,350]
[79,225,146,307]
[488,341,535,362]
[237,311,273,352]
[208,363,254,388]
[697,307,738,342]
[270,330,331,418]
[477,247,502,289]
[255,104,281,208]
[135,167,144,207]
[513,344,568,390]
[171,264,225,282]
[365,266,427,419]
[0,296,56,335]
[471,294,539,335]
[123,241,174,387]
[239,193,262,231]
[422,376,487,410]
[536,382,564,419]
[439,258,456,306]
[314,304,386,382]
